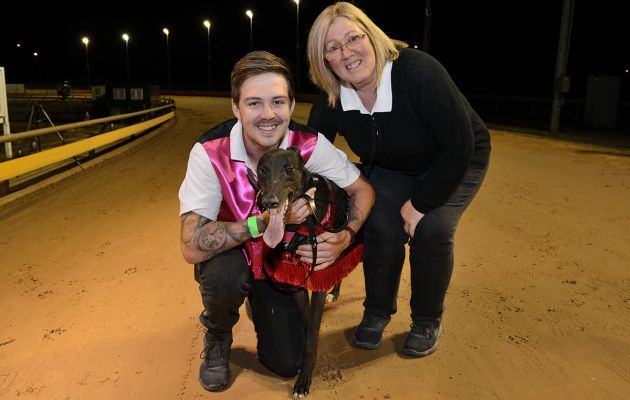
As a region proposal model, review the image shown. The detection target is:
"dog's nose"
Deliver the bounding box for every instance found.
[262,195,280,210]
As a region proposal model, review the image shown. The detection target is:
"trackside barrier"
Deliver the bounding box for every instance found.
[0,103,175,144]
[0,110,174,182]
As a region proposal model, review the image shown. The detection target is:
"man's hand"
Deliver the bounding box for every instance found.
[294,229,353,271]
[284,187,316,225]
[400,200,425,238]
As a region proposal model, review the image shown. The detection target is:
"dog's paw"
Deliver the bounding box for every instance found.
[292,374,311,398]
[326,284,341,303]
[325,291,340,303]
[292,389,309,399]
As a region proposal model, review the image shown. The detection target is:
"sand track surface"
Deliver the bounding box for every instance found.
[1,96,629,399]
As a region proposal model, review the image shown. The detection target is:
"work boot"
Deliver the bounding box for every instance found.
[403,321,442,357]
[352,312,390,349]
[199,330,233,392]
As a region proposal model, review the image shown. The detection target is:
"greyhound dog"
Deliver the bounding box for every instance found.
[251,147,360,398]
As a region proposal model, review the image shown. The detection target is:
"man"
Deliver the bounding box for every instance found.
[178,51,374,392]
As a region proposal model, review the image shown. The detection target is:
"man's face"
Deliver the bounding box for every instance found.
[232,72,295,154]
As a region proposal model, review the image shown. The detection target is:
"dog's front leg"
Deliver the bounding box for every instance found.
[292,289,310,331]
[293,291,326,398]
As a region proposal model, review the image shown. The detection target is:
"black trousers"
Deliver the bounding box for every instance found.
[361,163,488,323]
[195,248,305,378]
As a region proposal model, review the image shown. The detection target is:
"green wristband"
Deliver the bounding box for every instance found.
[247,216,262,238]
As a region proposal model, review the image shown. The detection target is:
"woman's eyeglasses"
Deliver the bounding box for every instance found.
[324,33,367,61]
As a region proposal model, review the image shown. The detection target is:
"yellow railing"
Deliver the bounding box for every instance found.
[0,108,174,182]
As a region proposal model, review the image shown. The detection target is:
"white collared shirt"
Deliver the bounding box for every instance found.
[179,121,359,219]
[339,61,393,115]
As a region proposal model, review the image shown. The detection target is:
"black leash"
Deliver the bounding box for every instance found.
[296,176,349,234]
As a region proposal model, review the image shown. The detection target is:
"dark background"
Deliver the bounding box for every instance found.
[0,0,628,100]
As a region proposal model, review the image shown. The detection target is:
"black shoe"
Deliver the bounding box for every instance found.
[403,322,442,357]
[199,330,233,392]
[352,313,390,349]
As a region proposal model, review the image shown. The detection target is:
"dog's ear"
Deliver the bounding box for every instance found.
[286,147,303,160]
[285,147,310,191]
[286,147,306,171]
[246,167,260,193]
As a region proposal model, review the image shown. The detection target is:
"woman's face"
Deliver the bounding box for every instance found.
[324,16,377,91]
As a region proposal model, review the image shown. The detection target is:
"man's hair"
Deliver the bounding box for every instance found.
[231,51,295,104]
[307,1,407,108]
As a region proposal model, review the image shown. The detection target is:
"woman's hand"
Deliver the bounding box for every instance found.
[400,200,424,238]
[284,187,316,225]
[294,229,353,271]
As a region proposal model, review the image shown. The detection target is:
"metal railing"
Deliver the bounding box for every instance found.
[0,102,175,192]
[7,88,93,101]
[0,103,174,144]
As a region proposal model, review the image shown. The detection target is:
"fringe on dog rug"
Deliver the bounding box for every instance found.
[264,242,364,292]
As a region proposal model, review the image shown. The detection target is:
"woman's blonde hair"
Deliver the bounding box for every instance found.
[307,1,407,108]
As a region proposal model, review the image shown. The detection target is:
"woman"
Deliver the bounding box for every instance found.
[307,2,490,357]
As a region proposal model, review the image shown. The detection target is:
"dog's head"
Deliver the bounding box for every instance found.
[257,147,309,214]
[256,147,310,248]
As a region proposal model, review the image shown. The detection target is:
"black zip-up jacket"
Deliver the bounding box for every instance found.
[308,48,491,213]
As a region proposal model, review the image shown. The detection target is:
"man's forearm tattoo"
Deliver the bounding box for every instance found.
[181,212,250,260]
[197,219,228,254]
[347,194,363,228]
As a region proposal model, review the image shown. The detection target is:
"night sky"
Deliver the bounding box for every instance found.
[1,0,628,98]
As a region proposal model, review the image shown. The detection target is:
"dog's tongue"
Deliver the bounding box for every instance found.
[263,200,288,248]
